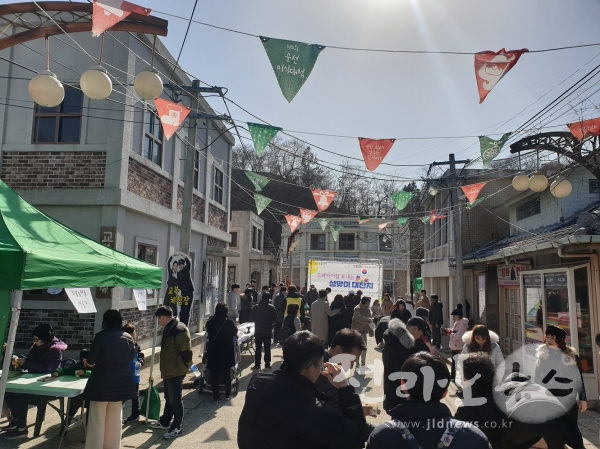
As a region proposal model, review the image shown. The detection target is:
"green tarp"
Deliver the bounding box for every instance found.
[0,179,163,290]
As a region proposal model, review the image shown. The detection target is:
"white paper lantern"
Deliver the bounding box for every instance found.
[429,186,438,196]
[80,66,112,100]
[28,70,64,107]
[134,68,163,100]
[528,173,548,192]
[512,173,530,191]
[550,176,572,198]
[289,246,295,252]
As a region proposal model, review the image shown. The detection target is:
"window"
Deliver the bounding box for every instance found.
[379,235,392,252]
[227,266,236,288]
[252,226,259,250]
[213,166,224,204]
[137,243,157,298]
[339,233,355,250]
[143,109,163,166]
[258,229,263,251]
[33,87,83,143]
[516,197,541,221]
[193,150,200,189]
[590,179,600,193]
[230,231,238,248]
[311,234,326,250]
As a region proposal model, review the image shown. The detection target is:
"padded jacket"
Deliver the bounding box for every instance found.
[159,318,193,379]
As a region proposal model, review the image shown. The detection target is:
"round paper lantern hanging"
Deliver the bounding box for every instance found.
[29,70,64,107]
[512,173,530,192]
[550,176,572,198]
[528,173,548,192]
[80,66,113,100]
[134,68,163,100]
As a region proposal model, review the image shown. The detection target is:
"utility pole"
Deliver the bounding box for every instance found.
[391,223,397,298]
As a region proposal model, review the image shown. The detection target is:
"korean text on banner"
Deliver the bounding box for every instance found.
[133,288,147,310]
[65,288,97,313]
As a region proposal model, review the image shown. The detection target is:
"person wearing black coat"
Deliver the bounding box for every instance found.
[206,303,238,402]
[328,294,352,345]
[83,310,137,449]
[429,295,443,348]
[390,299,412,324]
[250,293,278,370]
[375,316,390,347]
[343,292,356,316]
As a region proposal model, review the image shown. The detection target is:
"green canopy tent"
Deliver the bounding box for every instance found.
[0,179,164,418]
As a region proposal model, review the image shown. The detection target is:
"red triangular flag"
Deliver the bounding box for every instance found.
[567,117,600,141]
[430,210,447,224]
[285,215,302,232]
[461,182,487,204]
[378,223,390,231]
[475,48,528,103]
[154,98,190,140]
[300,208,318,224]
[312,190,337,212]
[358,138,396,172]
[92,0,151,36]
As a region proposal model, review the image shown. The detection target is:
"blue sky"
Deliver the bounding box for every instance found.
[113,1,600,181]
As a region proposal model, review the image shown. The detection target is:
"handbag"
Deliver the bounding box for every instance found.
[140,385,160,420]
[202,318,226,365]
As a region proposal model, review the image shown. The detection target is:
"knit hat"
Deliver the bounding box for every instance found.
[451,308,463,317]
[545,325,566,341]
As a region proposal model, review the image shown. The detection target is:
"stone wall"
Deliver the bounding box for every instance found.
[208,203,227,231]
[120,305,161,342]
[127,158,171,208]
[176,185,205,222]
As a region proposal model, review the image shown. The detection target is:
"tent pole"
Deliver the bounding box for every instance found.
[0,290,22,418]
[145,290,159,424]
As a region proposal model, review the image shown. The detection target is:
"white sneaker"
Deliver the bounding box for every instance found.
[150,421,169,430]
[164,426,182,439]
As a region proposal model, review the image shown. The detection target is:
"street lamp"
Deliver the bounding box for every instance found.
[28,37,64,107]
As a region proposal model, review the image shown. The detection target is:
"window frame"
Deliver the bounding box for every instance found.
[311,234,326,250]
[230,231,238,248]
[32,87,83,144]
[339,233,355,251]
[136,243,157,298]
[142,108,164,167]
[516,197,541,221]
[213,166,224,204]
[379,235,392,252]
[589,179,600,194]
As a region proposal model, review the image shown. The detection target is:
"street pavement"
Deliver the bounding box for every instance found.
[2,334,599,448]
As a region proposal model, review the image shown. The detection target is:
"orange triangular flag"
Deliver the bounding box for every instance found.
[461,182,487,204]
[92,0,151,36]
[300,208,318,224]
[154,98,190,140]
[285,215,302,232]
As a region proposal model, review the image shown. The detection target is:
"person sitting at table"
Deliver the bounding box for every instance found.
[51,348,93,421]
[3,324,68,440]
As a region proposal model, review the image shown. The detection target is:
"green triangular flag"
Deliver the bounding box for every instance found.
[330,225,343,242]
[245,171,270,192]
[390,191,414,211]
[318,218,330,231]
[397,217,409,226]
[479,133,511,167]
[247,123,282,156]
[254,194,272,215]
[260,36,325,103]
[467,198,485,209]
[421,216,430,224]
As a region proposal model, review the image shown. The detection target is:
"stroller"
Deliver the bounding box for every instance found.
[197,325,244,397]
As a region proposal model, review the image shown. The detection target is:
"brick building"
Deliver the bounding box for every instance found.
[0,31,236,352]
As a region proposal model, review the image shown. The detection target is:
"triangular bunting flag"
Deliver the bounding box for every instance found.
[378,223,390,231]
[358,138,396,172]
[318,218,330,231]
[397,218,409,226]
[285,215,302,233]
[300,208,318,224]
[247,122,282,155]
[475,48,528,103]
[312,190,337,212]
[358,216,372,225]
[421,216,431,224]
[567,117,600,141]
[260,36,325,103]
[245,171,270,192]
[461,182,487,204]
[154,98,190,140]
[430,210,447,224]
[92,0,151,36]
[467,198,485,210]
[390,191,414,211]
[479,133,511,166]
[330,225,343,242]
[254,194,271,215]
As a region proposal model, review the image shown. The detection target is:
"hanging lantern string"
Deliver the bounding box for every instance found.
[151,35,157,68]
[45,36,49,71]
[518,152,521,172]
[98,34,104,66]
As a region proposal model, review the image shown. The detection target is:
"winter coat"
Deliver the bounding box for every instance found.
[274,292,287,322]
[457,330,505,388]
[22,337,67,374]
[391,307,412,324]
[206,314,238,371]
[343,294,356,315]
[454,392,510,449]
[448,318,469,351]
[284,293,306,322]
[404,303,415,316]
[227,291,239,320]
[305,288,319,306]
[328,306,352,343]
[381,298,393,316]
[371,303,383,319]
[416,295,430,310]
[382,319,416,412]
[159,318,193,379]
[84,328,137,402]
[375,316,390,345]
[367,401,490,449]
[250,299,278,335]
[429,300,444,326]
[52,361,91,378]
[351,304,372,335]
[244,288,258,303]
[238,369,368,449]
[310,298,339,342]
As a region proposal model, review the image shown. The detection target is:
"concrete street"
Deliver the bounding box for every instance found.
[2,334,599,448]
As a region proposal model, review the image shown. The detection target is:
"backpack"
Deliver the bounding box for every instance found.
[280,316,296,340]
[385,419,466,449]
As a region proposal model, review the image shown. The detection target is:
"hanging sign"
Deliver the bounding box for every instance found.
[358,138,396,172]
[312,189,337,212]
[247,122,282,155]
[92,0,151,36]
[497,263,531,286]
[330,225,344,242]
[479,132,511,166]
[133,288,147,311]
[467,198,485,209]
[378,223,390,231]
[461,182,487,204]
[475,48,528,103]
[285,215,302,232]
[397,217,409,226]
[300,208,318,224]
[430,210,447,224]
[245,171,270,192]
[318,218,330,231]
[358,216,372,224]
[254,194,272,215]
[390,191,414,211]
[154,98,190,140]
[567,117,600,141]
[164,252,195,326]
[260,36,325,103]
[65,288,97,314]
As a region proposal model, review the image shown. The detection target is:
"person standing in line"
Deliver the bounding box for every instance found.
[310,289,340,346]
[239,283,254,324]
[371,299,383,325]
[305,284,319,306]
[122,323,145,423]
[351,297,374,367]
[344,290,356,316]
[415,289,430,309]
[429,294,443,349]
[390,299,412,324]
[250,292,278,370]
[273,286,287,344]
[328,294,352,345]
[227,284,240,322]
[150,306,194,439]
[353,290,363,310]
[382,318,416,413]
[205,303,237,402]
[283,285,306,325]
[246,280,258,304]
[381,293,393,317]
[442,308,468,381]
